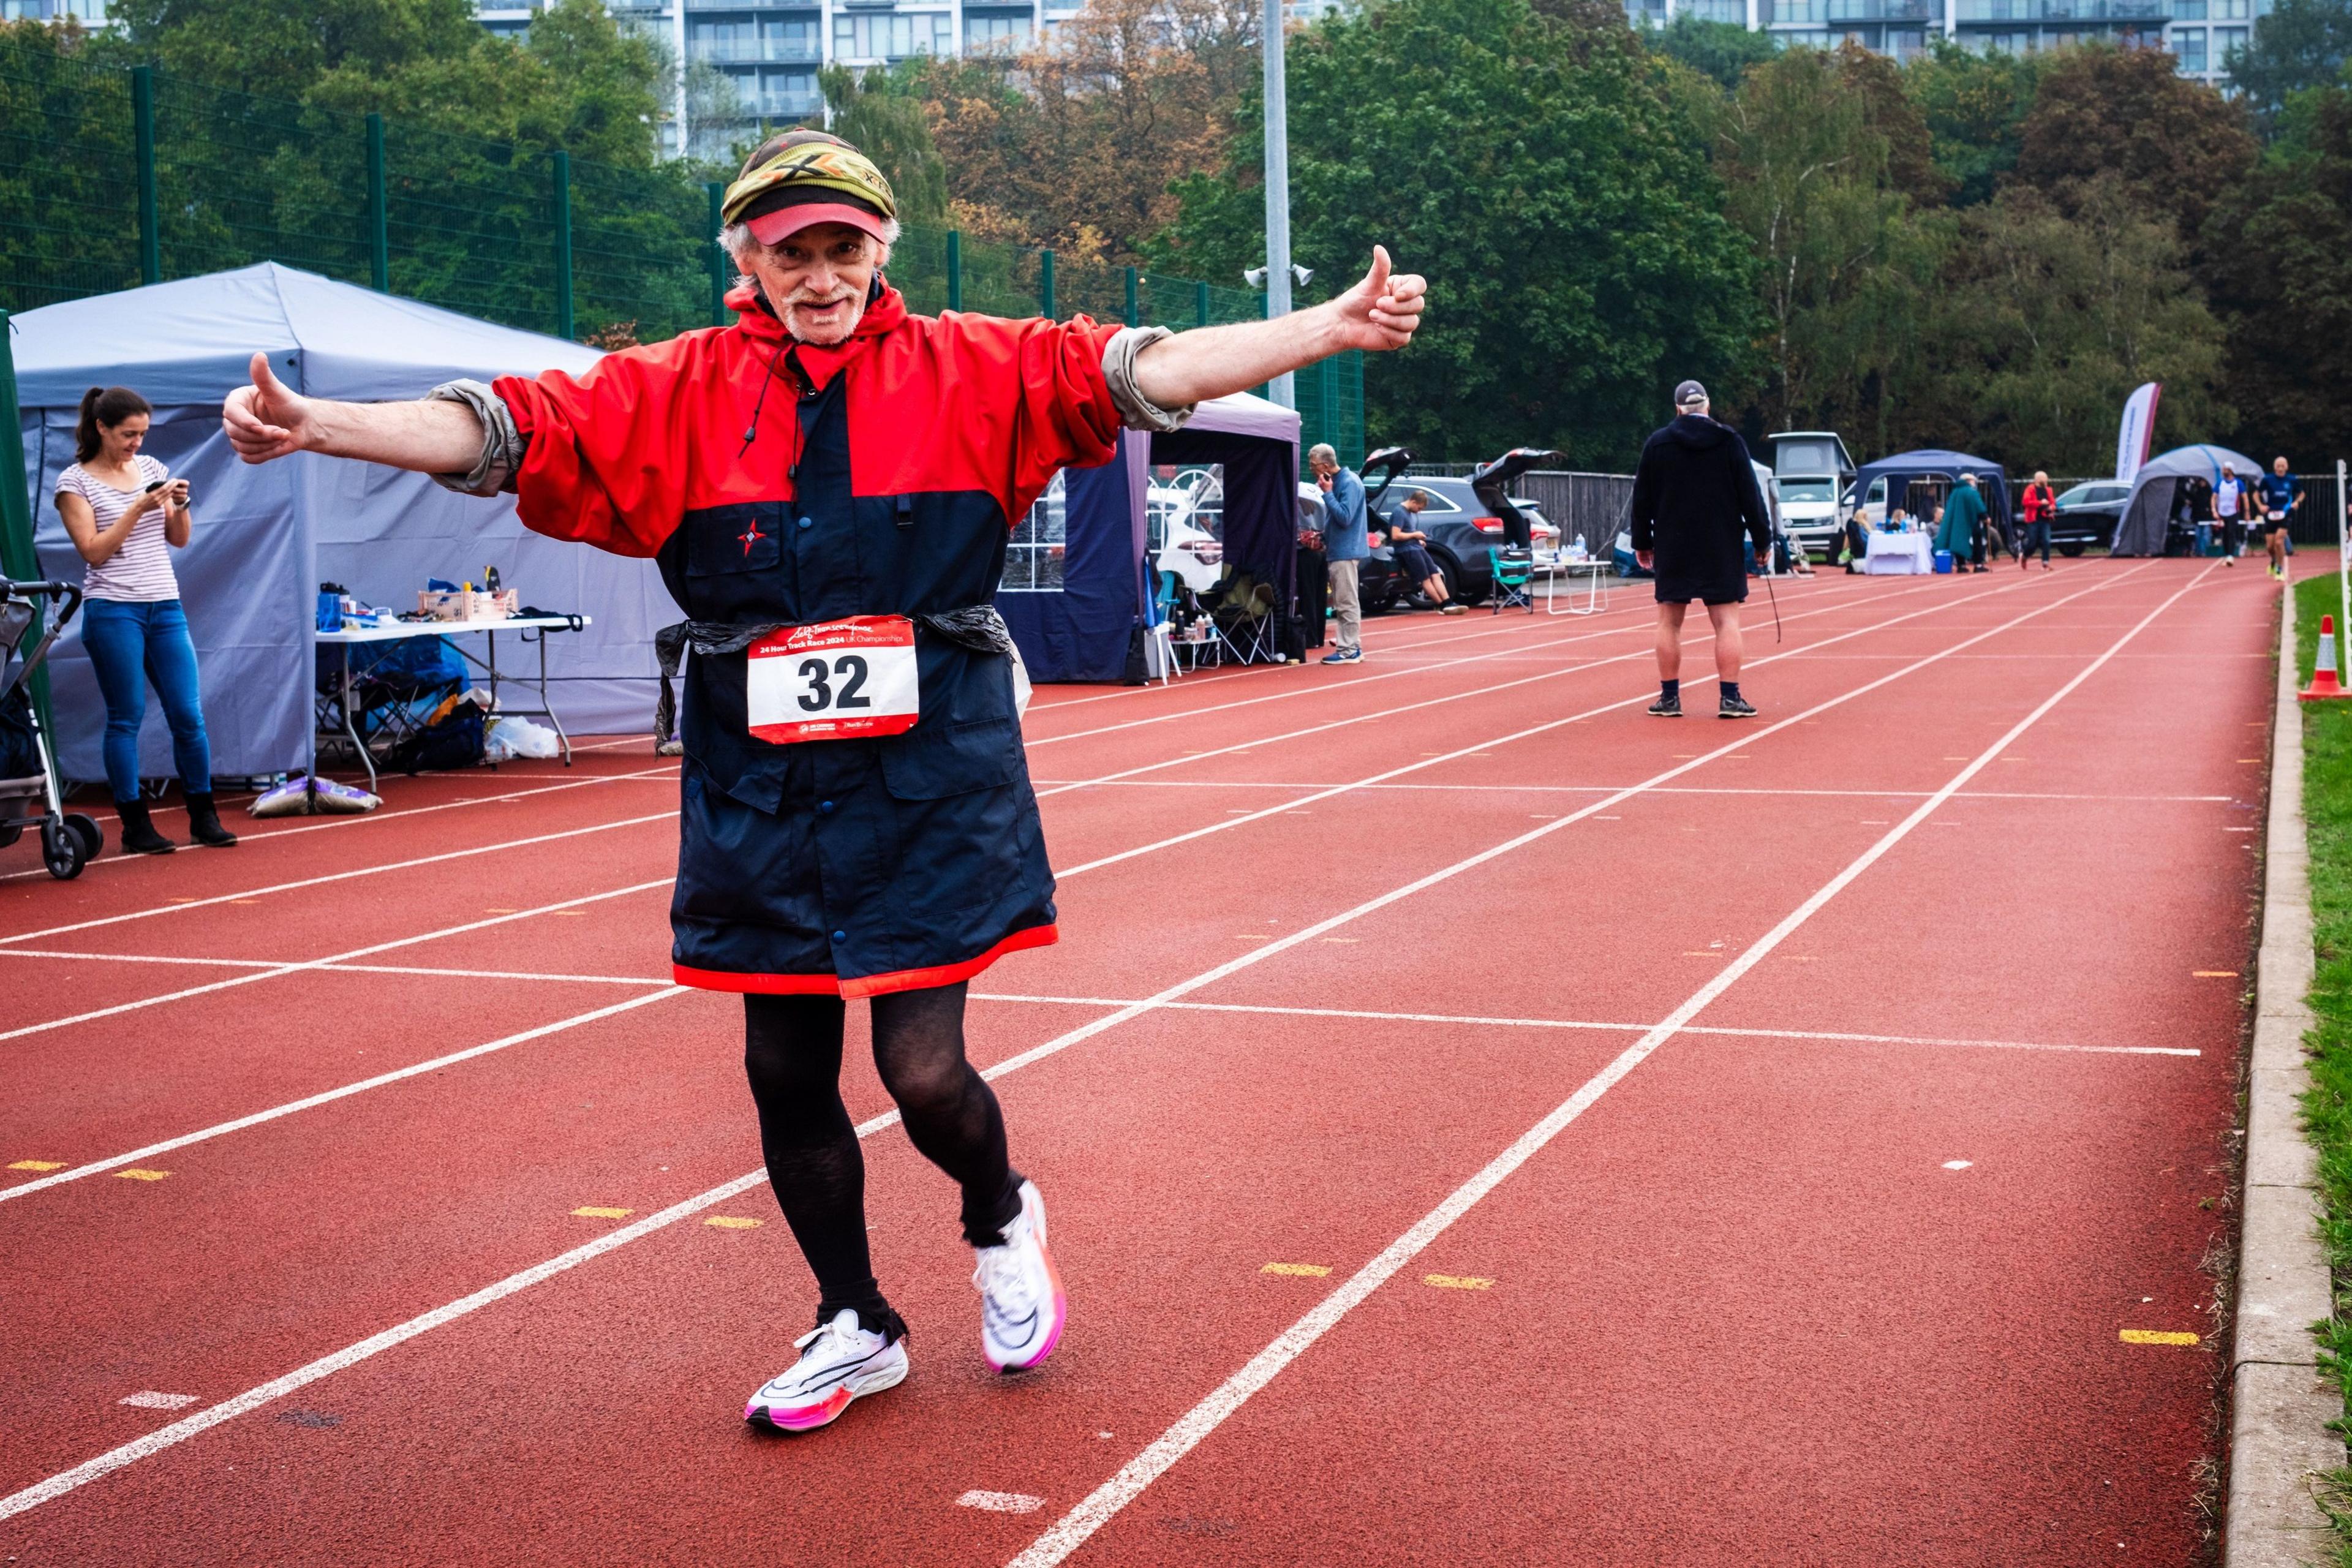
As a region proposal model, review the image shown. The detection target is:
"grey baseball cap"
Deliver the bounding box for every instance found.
[1673,380,1708,408]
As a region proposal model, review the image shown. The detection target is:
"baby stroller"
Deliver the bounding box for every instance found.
[1,578,102,879]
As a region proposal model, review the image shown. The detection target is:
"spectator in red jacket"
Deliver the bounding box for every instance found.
[2019,470,2057,571]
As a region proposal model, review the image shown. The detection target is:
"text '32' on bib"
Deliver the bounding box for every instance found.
[747,616,920,744]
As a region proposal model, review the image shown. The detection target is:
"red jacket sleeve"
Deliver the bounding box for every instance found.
[492,338,701,559]
[916,314,1121,524]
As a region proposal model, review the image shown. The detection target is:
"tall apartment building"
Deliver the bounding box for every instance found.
[1624,0,2263,84]
[477,0,1075,159]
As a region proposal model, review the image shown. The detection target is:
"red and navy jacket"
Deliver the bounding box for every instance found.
[493,282,1124,997]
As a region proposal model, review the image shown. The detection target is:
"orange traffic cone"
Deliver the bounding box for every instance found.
[2302,614,2352,701]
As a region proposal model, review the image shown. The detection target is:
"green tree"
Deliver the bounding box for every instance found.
[1714,43,1945,451]
[102,0,480,105]
[2230,0,2352,121]
[1906,37,2040,207]
[1644,13,1777,89]
[818,62,949,226]
[1156,0,1758,464]
[1927,178,2228,472]
[2203,86,2352,460]
[2012,43,2257,251]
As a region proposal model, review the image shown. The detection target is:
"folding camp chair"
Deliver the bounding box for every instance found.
[1217,580,1278,663]
[1487,548,1535,614]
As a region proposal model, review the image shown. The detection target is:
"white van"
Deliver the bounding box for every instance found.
[1765,431,1855,561]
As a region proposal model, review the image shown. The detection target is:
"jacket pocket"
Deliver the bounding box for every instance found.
[686,503,783,576]
[880,716,1020,801]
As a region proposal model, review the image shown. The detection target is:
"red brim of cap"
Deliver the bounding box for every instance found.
[745,202,890,246]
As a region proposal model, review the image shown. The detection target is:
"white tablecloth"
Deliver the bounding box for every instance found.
[1863,532,1936,575]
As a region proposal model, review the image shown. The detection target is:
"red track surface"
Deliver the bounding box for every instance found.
[0,559,2278,1564]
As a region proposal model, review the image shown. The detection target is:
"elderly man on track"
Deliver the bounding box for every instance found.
[221,129,1426,1434]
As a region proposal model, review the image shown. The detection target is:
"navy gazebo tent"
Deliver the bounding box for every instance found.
[1850,448,2012,530]
[997,391,1302,683]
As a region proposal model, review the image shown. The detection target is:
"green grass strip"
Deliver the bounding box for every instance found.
[2290,573,2352,1551]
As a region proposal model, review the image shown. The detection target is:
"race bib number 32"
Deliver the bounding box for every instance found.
[747,616,920,744]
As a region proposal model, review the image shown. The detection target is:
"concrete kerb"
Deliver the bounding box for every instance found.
[2228,578,2345,1567]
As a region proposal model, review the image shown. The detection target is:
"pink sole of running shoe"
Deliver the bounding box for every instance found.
[745,1386,853,1432]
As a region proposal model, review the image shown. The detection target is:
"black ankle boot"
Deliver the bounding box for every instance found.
[185,791,238,848]
[116,799,176,854]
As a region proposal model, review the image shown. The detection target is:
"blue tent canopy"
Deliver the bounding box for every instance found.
[13,263,676,783]
[1850,448,2011,529]
[998,391,1302,684]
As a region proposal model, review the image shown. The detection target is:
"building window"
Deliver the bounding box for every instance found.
[966,11,1032,48]
[2174,24,2206,67]
[834,10,954,59]
[1682,0,1745,20]
[2214,21,2247,56]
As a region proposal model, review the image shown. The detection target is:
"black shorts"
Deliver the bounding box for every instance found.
[1393,543,1436,581]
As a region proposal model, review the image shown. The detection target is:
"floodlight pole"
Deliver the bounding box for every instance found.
[1262,0,1294,410]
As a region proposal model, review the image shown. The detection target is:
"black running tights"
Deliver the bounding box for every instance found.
[743,984,1022,1328]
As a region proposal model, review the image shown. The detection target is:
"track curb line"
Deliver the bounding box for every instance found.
[2227,578,2345,1566]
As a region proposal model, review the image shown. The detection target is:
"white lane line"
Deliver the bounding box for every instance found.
[964,995,2200,1057]
[0,574,2154,1524]
[1023,576,1849,748]
[0,950,669,986]
[0,809,677,948]
[0,952,2201,1056]
[1031,576,2008,808]
[1050,567,2128,881]
[0,987,687,1202]
[1002,564,2221,1567]
[959,1491,1049,1514]
[0,878,676,1044]
[0,765,678,886]
[1030,779,2237,804]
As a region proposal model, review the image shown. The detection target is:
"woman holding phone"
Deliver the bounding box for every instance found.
[55,385,235,854]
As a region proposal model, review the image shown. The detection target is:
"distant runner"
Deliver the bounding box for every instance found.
[222,130,1425,1433]
[2257,457,2303,581]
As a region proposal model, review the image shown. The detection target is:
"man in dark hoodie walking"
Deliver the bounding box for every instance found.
[1630,380,1773,718]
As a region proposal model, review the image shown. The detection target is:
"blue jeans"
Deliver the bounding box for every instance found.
[2024,521,2051,563]
[80,597,213,804]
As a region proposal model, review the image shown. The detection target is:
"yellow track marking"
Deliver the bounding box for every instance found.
[1261,1262,1331,1278]
[2194,971,2239,978]
[2119,1329,2198,1346]
[7,1159,66,1171]
[116,1169,170,1182]
[572,1205,633,1219]
[1425,1274,1494,1291]
[704,1216,763,1230]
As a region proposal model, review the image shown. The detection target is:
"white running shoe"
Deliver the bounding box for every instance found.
[973,1180,1067,1373]
[744,1309,908,1433]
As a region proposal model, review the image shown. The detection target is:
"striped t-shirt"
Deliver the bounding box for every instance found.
[58,455,178,603]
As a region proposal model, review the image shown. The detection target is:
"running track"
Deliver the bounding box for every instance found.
[0,559,2277,1564]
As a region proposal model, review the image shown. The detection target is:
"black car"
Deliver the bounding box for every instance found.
[2043,480,2128,556]
[1354,447,1564,611]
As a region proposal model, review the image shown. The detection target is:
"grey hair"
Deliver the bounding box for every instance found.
[1307,443,1338,467]
[718,219,900,278]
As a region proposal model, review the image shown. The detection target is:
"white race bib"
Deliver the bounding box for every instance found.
[747,616,919,744]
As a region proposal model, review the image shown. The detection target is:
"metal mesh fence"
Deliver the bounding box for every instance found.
[0,45,1364,469]
[1518,471,1635,556]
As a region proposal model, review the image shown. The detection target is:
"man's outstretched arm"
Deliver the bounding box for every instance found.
[223,352,484,471]
[1128,247,1425,412]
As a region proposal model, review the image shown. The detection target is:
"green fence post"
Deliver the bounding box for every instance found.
[1123,265,1139,328]
[1039,248,1055,320]
[365,113,389,292]
[551,150,573,341]
[946,229,962,313]
[707,181,726,325]
[132,67,159,287]
[0,311,55,783]
[1196,281,1209,328]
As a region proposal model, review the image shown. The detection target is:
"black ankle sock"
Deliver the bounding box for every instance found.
[1660,679,1679,702]
[1721,681,1743,702]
